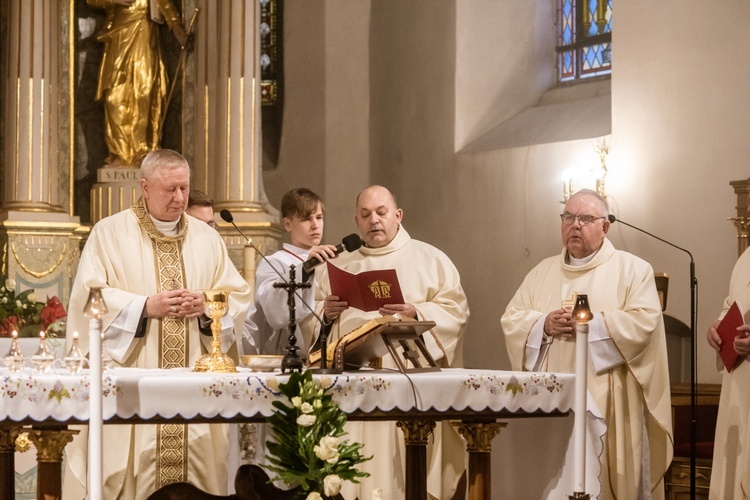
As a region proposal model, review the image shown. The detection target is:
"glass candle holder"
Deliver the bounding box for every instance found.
[32,331,55,373]
[3,330,25,372]
[64,332,87,373]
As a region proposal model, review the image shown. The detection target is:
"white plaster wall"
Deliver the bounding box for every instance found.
[262,0,327,229]
[263,0,370,242]
[611,0,750,385]
[323,0,371,236]
[455,0,555,150]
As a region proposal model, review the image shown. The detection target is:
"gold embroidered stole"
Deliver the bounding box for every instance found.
[132,198,190,487]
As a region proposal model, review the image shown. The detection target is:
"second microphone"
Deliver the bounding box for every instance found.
[302,233,363,273]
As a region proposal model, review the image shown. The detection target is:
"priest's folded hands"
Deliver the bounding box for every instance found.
[543,306,575,340]
[145,289,205,319]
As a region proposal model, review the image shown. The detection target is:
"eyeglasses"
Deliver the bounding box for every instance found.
[560,213,606,226]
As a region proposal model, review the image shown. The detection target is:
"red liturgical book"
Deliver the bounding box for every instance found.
[326,262,404,312]
[716,301,745,372]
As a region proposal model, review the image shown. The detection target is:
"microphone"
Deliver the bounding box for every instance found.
[220,208,344,373]
[608,214,694,261]
[219,208,325,326]
[609,212,699,498]
[302,233,362,274]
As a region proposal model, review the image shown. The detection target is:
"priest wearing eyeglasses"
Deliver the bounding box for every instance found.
[501,189,673,500]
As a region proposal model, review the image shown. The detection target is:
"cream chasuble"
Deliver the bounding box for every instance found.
[62,198,252,499]
[303,226,469,500]
[710,245,750,500]
[502,239,673,500]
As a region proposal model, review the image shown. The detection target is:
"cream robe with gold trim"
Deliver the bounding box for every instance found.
[710,246,750,500]
[62,201,252,499]
[502,238,672,500]
[303,226,469,500]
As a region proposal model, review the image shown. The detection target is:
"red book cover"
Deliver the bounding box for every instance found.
[717,301,744,372]
[326,262,404,312]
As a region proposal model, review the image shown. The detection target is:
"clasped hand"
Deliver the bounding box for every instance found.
[544,307,576,339]
[147,289,205,319]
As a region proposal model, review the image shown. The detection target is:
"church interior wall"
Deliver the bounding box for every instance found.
[2,0,749,496]
[268,0,750,388]
[262,5,750,494]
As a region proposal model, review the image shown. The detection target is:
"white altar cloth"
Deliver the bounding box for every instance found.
[0,367,606,499]
[0,367,574,422]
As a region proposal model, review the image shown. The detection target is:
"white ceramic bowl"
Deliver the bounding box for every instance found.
[239,354,284,372]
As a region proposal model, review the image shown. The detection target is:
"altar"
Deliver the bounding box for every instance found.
[0,367,604,499]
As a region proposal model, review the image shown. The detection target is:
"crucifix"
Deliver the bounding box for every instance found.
[274,264,310,373]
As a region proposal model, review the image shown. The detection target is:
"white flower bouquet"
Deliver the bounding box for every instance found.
[264,370,371,499]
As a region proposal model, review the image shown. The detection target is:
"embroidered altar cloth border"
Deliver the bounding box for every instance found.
[0,368,574,423]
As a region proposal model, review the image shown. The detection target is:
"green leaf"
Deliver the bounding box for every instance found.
[263,369,372,493]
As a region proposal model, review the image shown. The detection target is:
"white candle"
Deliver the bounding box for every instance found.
[573,321,588,493]
[88,318,103,500]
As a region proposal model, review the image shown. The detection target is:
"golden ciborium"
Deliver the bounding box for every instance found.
[193,289,237,373]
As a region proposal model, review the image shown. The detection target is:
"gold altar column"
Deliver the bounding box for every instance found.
[0,0,83,304]
[192,0,282,275]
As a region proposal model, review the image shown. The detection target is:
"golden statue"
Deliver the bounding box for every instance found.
[89,0,188,167]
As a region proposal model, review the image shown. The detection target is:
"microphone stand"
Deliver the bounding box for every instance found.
[312,322,339,374]
[612,216,697,500]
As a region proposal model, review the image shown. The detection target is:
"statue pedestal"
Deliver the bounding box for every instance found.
[91,167,141,223]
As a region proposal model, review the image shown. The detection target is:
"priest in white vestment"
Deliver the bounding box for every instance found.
[62,149,252,499]
[305,185,469,500]
[706,200,750,499]
[501,189,673,500]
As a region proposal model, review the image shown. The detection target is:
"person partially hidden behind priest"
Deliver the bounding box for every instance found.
[308,184,470,500]
[705,194,750,499]
[241,188,338,357]
[62,149,252,499]
[186,189,217,228]
[501,188,673,500]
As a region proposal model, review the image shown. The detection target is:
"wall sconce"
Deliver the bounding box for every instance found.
[592,144,608,199]
[563,178,574,203]
[561,144,609,204]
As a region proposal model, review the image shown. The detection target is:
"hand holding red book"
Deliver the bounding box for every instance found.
[716,301,748,372]
[326,262,404,312]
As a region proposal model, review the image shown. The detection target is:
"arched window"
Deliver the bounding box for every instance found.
[557,0,612,83]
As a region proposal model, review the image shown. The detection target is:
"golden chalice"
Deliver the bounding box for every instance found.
[193,289,237,373]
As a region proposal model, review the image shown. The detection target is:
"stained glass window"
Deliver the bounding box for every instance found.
[260,0,282,106]
[557,0,612,83]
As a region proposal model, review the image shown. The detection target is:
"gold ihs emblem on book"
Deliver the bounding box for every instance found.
[368,280,393,299]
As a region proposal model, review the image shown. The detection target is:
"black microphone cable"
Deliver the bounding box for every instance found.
[219,209,327,358]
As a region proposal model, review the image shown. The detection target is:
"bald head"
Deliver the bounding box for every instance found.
[355,185,403,248]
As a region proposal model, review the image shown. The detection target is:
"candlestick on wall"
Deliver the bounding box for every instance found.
[84,287,108,500]
[563,179,574,202]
